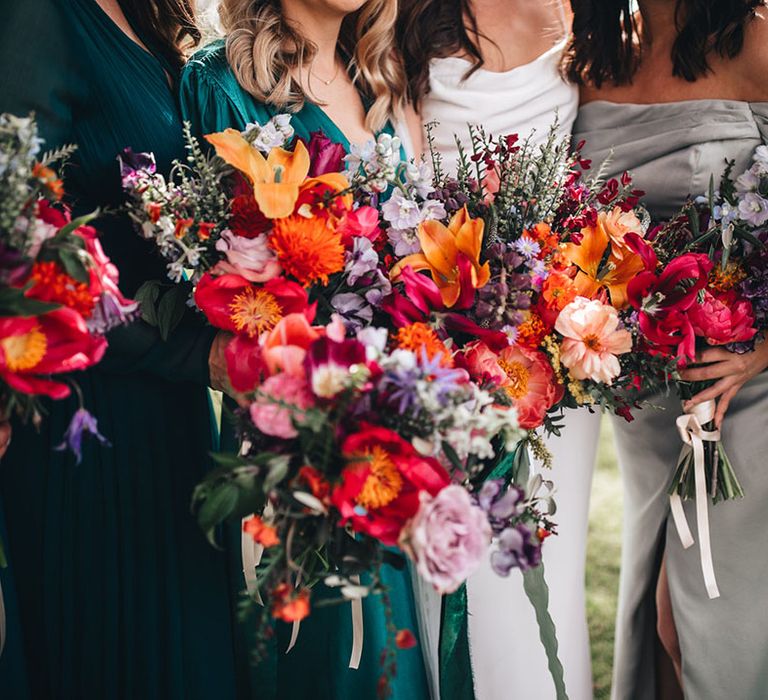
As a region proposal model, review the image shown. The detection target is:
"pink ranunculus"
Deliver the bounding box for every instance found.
[689,290,757,346]
[555,296,633,384]
[401,485,491,594]
[249,373,314,439]
[213,229,282,283]
[461,341,562,429]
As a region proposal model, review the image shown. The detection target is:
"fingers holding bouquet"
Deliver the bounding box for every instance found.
[681,343,768,427]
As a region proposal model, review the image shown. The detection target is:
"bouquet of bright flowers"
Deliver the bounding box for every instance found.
[382,124,646,458]
[606,146,768,598]
[122,119,558,673]
[0,113,137,459]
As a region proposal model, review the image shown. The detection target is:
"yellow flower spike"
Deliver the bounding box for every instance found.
[205,130,311,219]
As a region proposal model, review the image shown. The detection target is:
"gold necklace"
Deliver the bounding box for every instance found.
[311,60,341,87]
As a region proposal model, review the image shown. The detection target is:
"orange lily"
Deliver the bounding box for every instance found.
[391,206,491,307]
[561,214,645,309]
[206,129,311,219]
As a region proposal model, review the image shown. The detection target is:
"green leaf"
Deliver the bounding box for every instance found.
[197,482,240,547]
[157,284,189,341]
[56,247,90,284]
[134,280,162,326]
[523,565,568,700]
[0,287,59,317]
[441,440,464,472]
[54,210,99,239]
[263,455,290,493]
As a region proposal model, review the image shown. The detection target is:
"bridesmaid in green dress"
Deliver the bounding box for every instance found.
[0,1,249,697]
[180,2,430,699]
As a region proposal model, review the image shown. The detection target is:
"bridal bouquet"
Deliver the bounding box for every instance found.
[383,124,646,455]
[0,113,136,458]
[122,118,556,639]
[624,148,768,503]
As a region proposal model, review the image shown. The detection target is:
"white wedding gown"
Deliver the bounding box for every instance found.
[420,35,598,700]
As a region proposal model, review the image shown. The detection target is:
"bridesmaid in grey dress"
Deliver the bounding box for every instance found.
[568,1,768,698]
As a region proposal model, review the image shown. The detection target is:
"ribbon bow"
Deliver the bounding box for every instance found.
[670,400,721,599]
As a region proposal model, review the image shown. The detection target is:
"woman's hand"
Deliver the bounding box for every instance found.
[680,342,768,428]
[209,331,249,407]
[0,421,11,459]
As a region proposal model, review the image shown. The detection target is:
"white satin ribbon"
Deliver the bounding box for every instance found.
[348,574,364,670]
[671,400,721,599]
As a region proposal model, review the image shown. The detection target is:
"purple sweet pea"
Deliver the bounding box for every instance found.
[306,131,346,177]
[118,148,156,187]
[56,408,111,464]
[491,523,542,575]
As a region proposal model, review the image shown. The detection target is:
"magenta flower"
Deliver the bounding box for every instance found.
[306,131,346,177]
[401,485,491,594]
[305,336,368,399]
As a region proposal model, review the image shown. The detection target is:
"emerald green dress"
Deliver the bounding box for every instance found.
[0,3,247,698]
[180,41,430,700]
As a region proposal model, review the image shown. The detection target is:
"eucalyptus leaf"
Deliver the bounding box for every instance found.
[263,455,290,493]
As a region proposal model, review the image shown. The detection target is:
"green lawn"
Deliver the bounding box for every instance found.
[587,417,623,700]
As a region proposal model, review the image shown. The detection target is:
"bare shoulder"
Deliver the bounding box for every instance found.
[738,8,768,99]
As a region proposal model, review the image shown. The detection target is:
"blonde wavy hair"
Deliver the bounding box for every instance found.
[218,0,406,132]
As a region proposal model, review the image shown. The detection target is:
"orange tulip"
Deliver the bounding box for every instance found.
[205,129,311,219]
[561,213,645,309]
[391,206,490,308]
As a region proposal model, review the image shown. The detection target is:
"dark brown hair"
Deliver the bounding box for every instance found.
[396,0,483,107]
[565,0,762,87]
[119,0,200,70]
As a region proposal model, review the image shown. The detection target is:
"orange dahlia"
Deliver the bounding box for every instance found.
[269,215,345,286]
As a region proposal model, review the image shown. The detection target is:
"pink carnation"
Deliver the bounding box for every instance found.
[213,229,281,283]
[555,297,632,384]
[689,290,757,346]
[401,485,491,594]
[249,374,314,439]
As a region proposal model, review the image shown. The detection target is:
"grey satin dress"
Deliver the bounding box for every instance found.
[574,100,768,700]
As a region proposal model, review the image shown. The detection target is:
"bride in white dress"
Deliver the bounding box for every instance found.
[398,2,596,698]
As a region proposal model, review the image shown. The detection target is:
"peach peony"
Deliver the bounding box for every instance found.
[600,207,644,254]
[462,341,562,429]
[555,296,632,384]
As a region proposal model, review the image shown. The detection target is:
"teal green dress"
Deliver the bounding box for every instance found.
[180,41,430,700]
[0,3,248,698]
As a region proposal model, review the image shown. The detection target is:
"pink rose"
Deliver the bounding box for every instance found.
[555,296,633,384]
[249,374,314,439]
[213,229,281,283]
[401,485,491,594]
[689,290,757,346]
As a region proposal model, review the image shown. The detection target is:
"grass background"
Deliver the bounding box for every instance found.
[586,417,623,700]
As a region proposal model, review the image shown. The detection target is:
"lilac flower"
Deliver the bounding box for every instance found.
[738,192,768,227]
[387,227,421,257]
[404,161,436,199]
[381,189,422,230]
[491,523,542,575]
[421,199,447,223]
[56,408,111,464]
[363,269,392,306]
[345,237,380,285]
